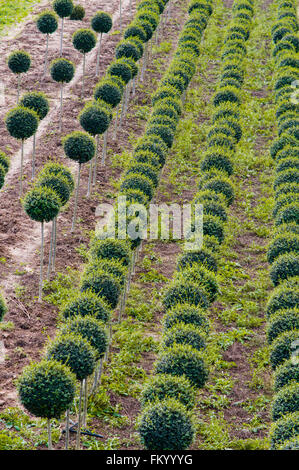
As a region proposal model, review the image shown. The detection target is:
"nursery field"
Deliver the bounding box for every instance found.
[0,0,298,452]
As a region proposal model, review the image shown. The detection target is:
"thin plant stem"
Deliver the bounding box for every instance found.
[76,380,83,450]
[113,104,120,140]
[71,163,81,232]
[101,131,108,165]
[60,17,64,56]
[96,33,102,77]
[17,74,21,104]
[65,409,70,450]
[38,222,44,303]
[32,133,36,179]
[83,378,88,428]
[44,34,49,76]
[51,217,57,271]
[47,219,55,280]
[47,418,52,450]
[82,54,86,99]
[59,83,63,132]
[20,140,24,197]
[92,134,100,186]
[87,160,93,197]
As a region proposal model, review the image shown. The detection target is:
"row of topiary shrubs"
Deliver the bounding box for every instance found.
[265,0,299,450]
[137,0,255,450]
[15,0,202,450]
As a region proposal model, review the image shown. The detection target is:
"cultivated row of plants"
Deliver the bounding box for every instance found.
[137,0,255,450]
[265,0,299,450]
[15,0,195,450]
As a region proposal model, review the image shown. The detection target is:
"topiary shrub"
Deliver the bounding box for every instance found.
[126,162,159,188]
[46,332,96,381]
[200,174,235,206]
[41,162,75,191]
[50,58,75,130]
[120,173,154,201]
[7,50,31,103]
[163,280,210,311]
[86,258,127,286]
[69,4,85,20]
[72,28,96,96]
[138,399,194,450]
[274,359,299,392]
[155,344,209,388]
[90,238,131,266]
[267,309,299,344]
[94,78,123,108]
[36,11,58,74]
[5,106,38,141]
[275,202,299,227]
[107,59,132,85]
[163,303,209,333]
[272,383,299,421]
[200,151,234,176]
[38,173,71,206]
[177,248,218,273]
[213,87,240,107]
[202,213,225,244]
[53,0,74,55]
[162,322,206,351]
[145,123,175,149]
[270,253,299,286]
[270,330,299,369]
[61,290,111,322]
[266,278,299,318]
[115,40,140,61]
[61,315,108,359]
[18,359,76,418]
[177,264,219,303]
[79,101,110,136]
[91,11,113,34]
[267,233,299,264]
[278,437,299,449]
[270,411,299,449]
[0,294,7,322]
[140,374,195,410]
[81,268,121,309]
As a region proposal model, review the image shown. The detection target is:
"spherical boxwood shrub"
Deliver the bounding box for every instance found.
[278,437,299,450]
[61,290,111,322]
[41,162,75,192]
[18,359,76,418]
[200,174,235,206]
[120,173,154,201]
[115,40,140,61]
[270,330,299,369]
[61,315,108,359]
[200,151,234,176]
[63,131,96,164]
[270,253,299,286]
[155,344,209,388]
[140,374,196,410]
[275,202,299,226]
[46,332,96,381]
[162,322,206,352]
[267,233,299,264]
[8,50,31,74]
[126,163,159,188]
[69,4,85,20]
[272,383,299,421]
[81,268,121,309]
[124,22,147,43]
[91,11,113,34]
[50,58,75,83]
[145,124,175,149]
[90,238,131,266]
[266,278,299,318]
[274,359,299,392]
[177,265,219,303]
[138,399,194,450]
[270,411,299,449]
[72,28,97,54]
[163,280,210,311]
[163,303,210,333]
[19,91,49,121]
[213,87,240,107]
[0,151,10,174]
[36,10,58,34]
[94,78,123,108]
[23,186,61,223]
[107,59,132,84]
[38,173,71,206]
[53,0,74,18]
[87,258,127,286]
[79,102,110,136]
[5,107,39,140]
[177,248,218,273]
[0,294,7,322]
[267,309,299,344]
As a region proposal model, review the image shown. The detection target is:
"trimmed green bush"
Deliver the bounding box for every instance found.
[18,359,76,419]
[266,278,299,318]
[94,78,123,108]
[107,59,132,84]
[274,359,299,391]
[267,233,299,263]
[162,323,206,351]
[81,268,121,309]
[36,10,58,34]
[270,412,299,449]
[0,294,7,322]
[53,0,74,18]
[270,253,299,286]
[38,173,71,206]
[177,248,218,273]
[46,333,95,381]
[19,92,49,120]
[267,309,299,344]
[69,4,85,20]
[163,280,209,311]
[272,383,299,421]
[177,264,218,303]
[270,330,299,369]
[63,131,96,164]
[61,290,111,322]
[61,316,108,359]
[79,101,110,136]
[91,11,112,34]
[140,374,195,410]
[41,162,75,191]
[8,50,31,75]
[50,58,75,83]
[138,399,194,450]
[120,173,154,201]
[72,28,97,54]
[23,186,61,223]
[90,238,131,266]
[5,107,39,140]
[155,343,209,388]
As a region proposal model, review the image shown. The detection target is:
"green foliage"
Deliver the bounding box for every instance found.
[274,359,299,392]
[267,233,299,264]
[38,173,71,206]
[163,303,210,332]
[272,383,299,421]
[177,264,219,303]
[90,238,131,266]
[61,315,108,359]
[140,374,196,410]
[155,343,209,388]
[0,151,10,173]
[91,11,112,34]
[266,278,299,318]
[52,0,74,18]
[138,399,194,450]
[40,162,75,191]
[267,309,299,343]
[94,78,123,108]
[69,4,85,20]
[19,91,49,121]
[270,253,299,286]
[72,28,96,54]
[107,59,132,85]
[36,10,58,34]
[63,131,96,164]
[61,290,111,322]
[81,268,121,309]
[116,40,140,61]
[5,106,39,140]
[79,101,110,136]
[120,173,154,201]
[270,330,299,369]
[145,123,175,149]
[162,322,206,351]
[177,248,218,273]
[23,186,61,223]
[50,58,75,83]
[8,50,31,74]
[126,163,159,188]
[163,280,209,311]
[17,359,76,418]
[0,294,7,321]
[270,411,299,449]
[46,332,96,381]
